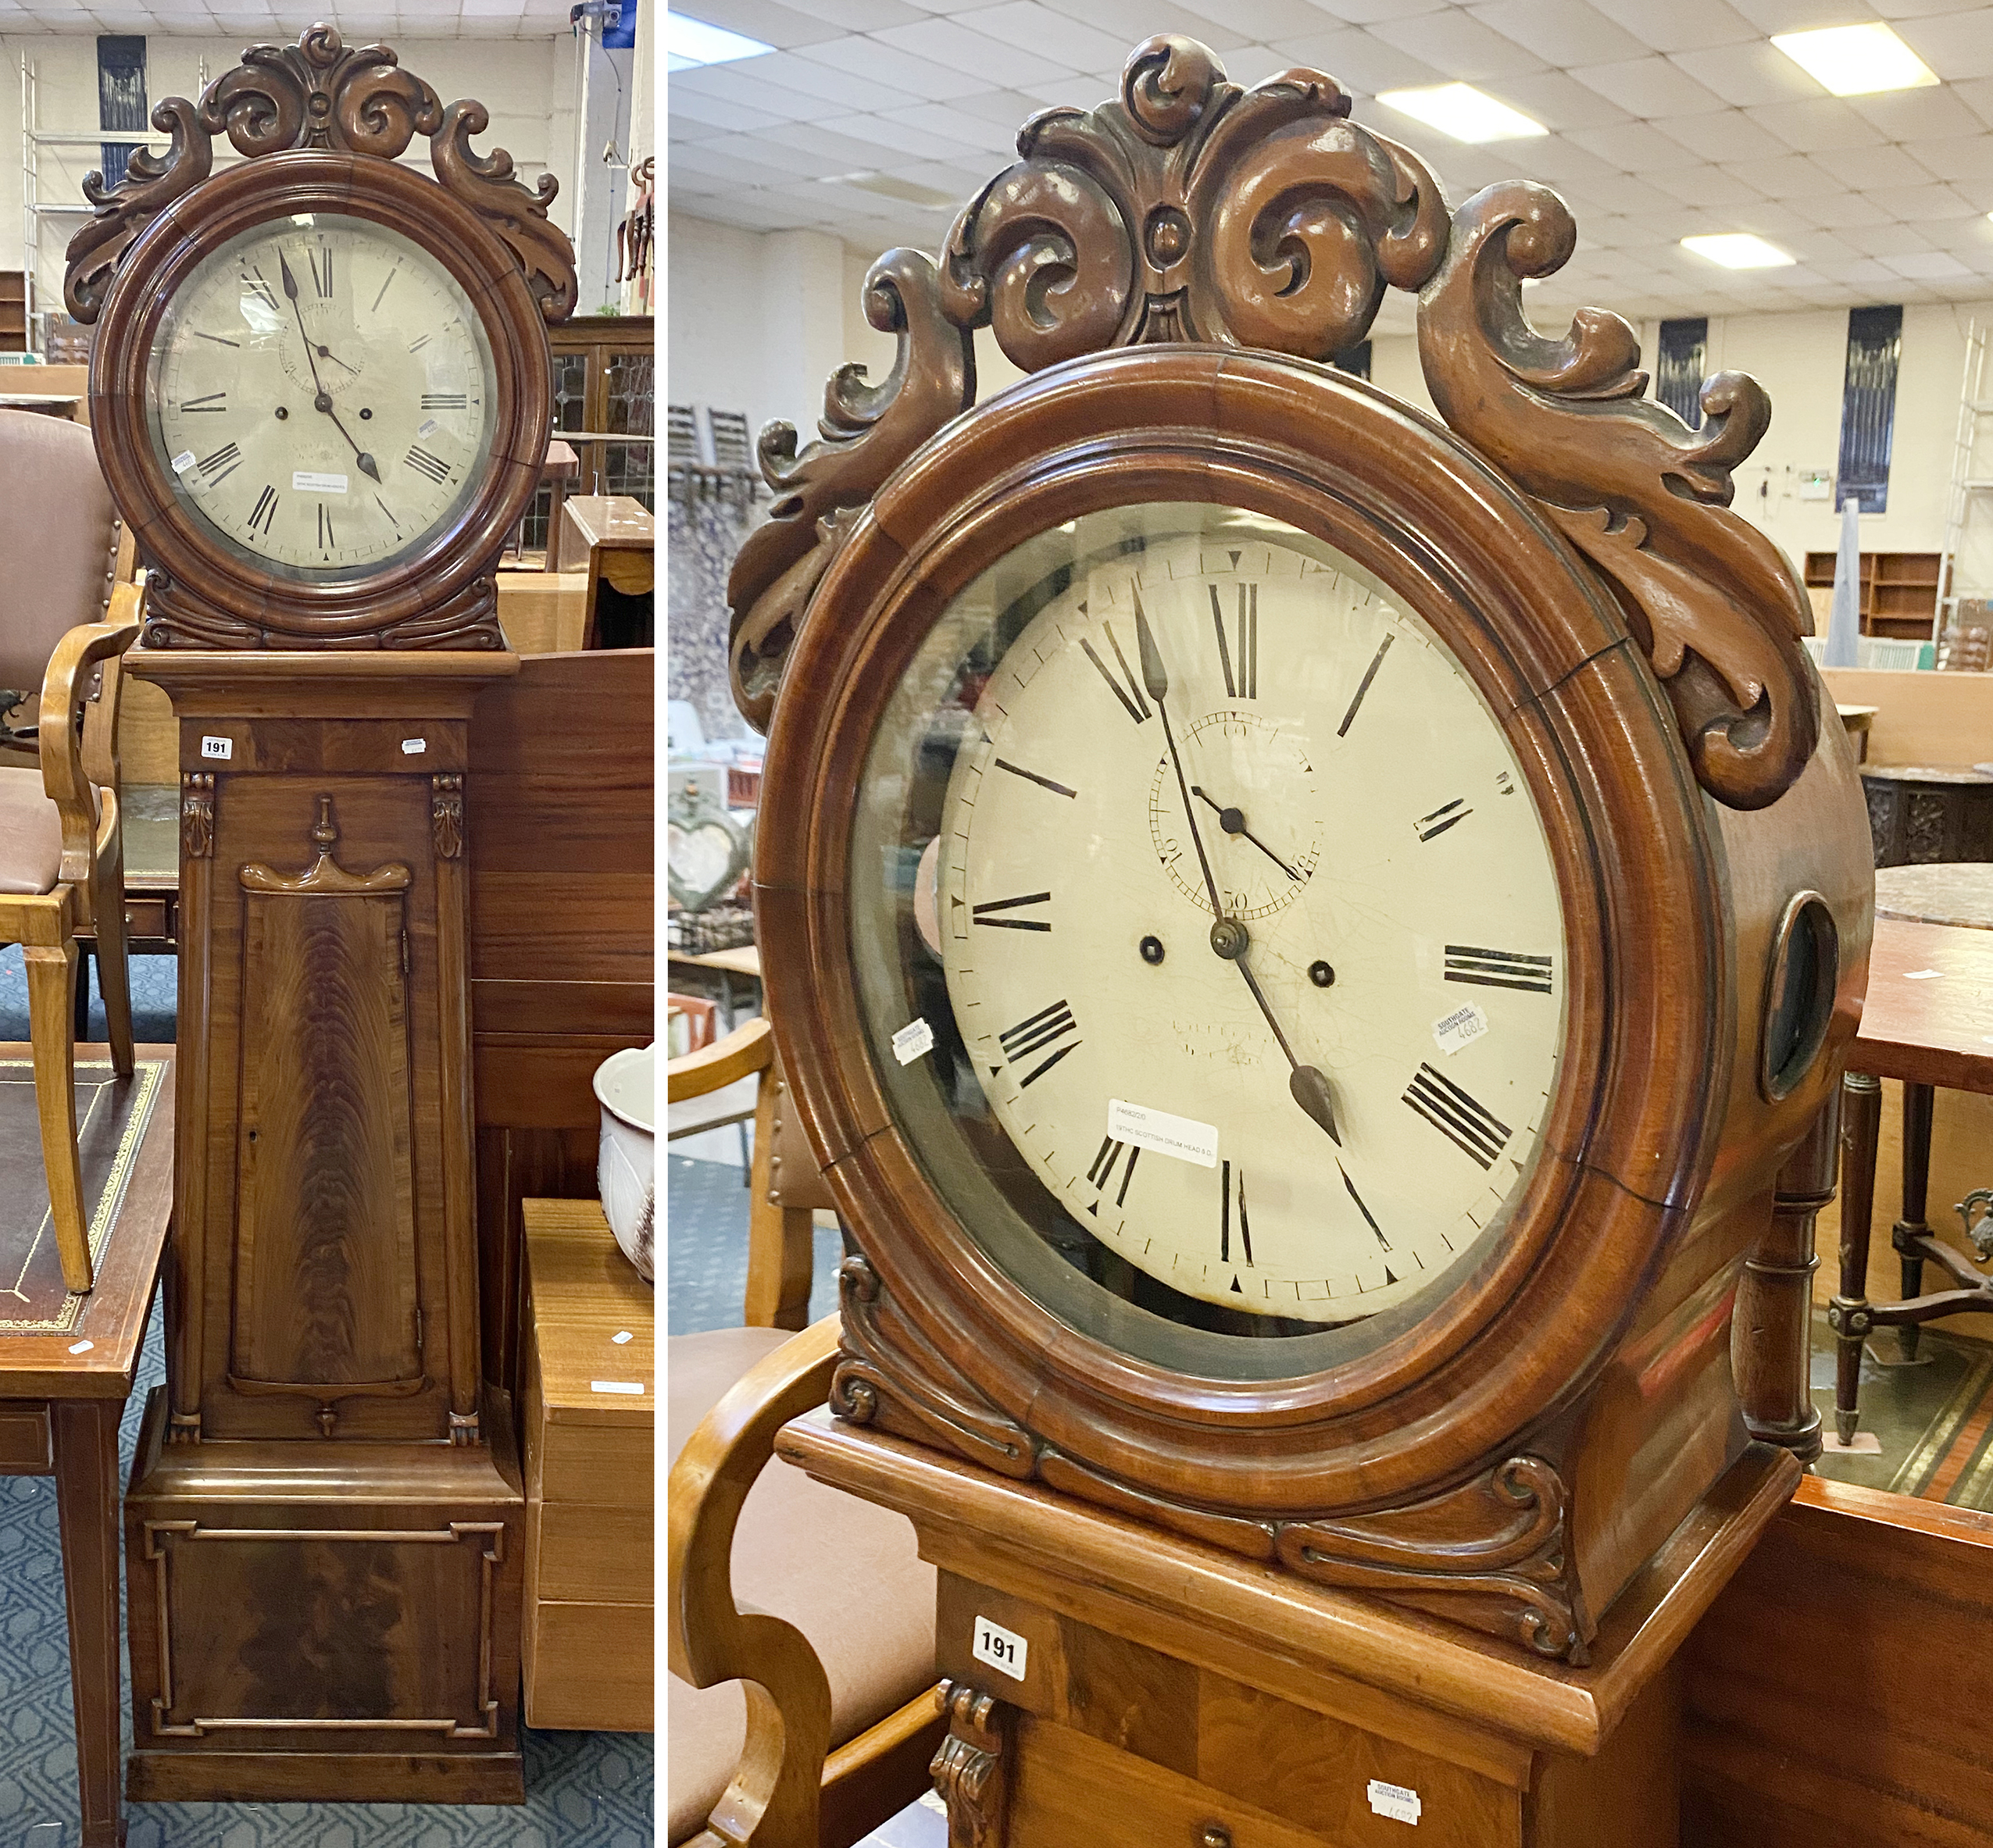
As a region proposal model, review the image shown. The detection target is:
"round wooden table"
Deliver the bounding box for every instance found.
[1861,765,1993,868]
[1874,862,1993,930]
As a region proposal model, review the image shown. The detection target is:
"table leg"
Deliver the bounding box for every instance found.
[52,1398,125,1848]
[1831,1072,1884,1445]
[1894,1082,1936,1361]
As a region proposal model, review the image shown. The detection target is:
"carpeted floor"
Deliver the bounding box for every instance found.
[0,946,655,1846]
[665,1152,844,1336]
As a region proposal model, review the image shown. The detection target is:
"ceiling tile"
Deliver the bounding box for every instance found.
[873,98,1037,152]
[953,1,1138,73]
[749,48,934,109]
[814,109,988,159]
[672,0,855,47]
[870,15,1076,86]
[1727,0,1874,27]
[1652,107,1789,163]
[1465,0,1649,65]
[1883,249,1978,276]
[791,0,935,25]
[1860,180,1982,219]
[1842,219,1938,253]
[1582,0,1759,55]
[1062,0,1253,51]
[671,65,845,123]
[1305,0,1452,23]
[1367,7,1550,79]
[1477,68,1635,129]
[1645,161,1770,205]
[1895,11,1993,82]
[1567,55,1726,118]
[1568,119,1705,170]
[1777,190,1897,227]
[1505,131,1627,186]
[1747,97,1888,155]
[1848,89,1989,140]
[1809,143,1941,190]
[1958,76,1993,127]
[1905,135,1993,180]
[1718,152,1845,197]
[1266,26,1445,92]
[1563,168,1680,212]
[791,34,1000,100]
[1664,41,1828,106]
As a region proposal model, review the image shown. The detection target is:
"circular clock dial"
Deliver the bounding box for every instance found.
[852,504,1569,1351]
[146,213,498,578]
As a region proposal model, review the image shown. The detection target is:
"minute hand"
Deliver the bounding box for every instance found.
[280,252,380,483]
[1135,603,1223,918]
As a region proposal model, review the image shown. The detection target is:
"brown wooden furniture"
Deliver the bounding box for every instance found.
[1804,548,1941,640]
[0,268,26,351]
[520,1197,653,1731]
[0,1043,174,1848]
[467,646,654,1407]
[1836,702,1876,762]
[558,493,654,649]
[63,27,581,1805]
[545,313,653,508]
[669,1018,943,1846]
[1830,913,1993,1446]
[1862,763,1993,866]
[736,35,1873,1842]
[0,408,140,1293]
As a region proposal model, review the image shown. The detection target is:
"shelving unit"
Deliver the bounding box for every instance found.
[0,271,25,352]
[1803,550,1942,640]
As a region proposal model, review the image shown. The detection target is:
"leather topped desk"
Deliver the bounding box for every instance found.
[0,1045,175,1847]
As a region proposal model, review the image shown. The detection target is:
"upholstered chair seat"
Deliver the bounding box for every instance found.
[0,768,63,897]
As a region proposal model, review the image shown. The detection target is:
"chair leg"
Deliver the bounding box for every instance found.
[72,944,90,1042]
[1895,1082,1935,1361]
[25,940,93,1294]
[89,828,134,1078]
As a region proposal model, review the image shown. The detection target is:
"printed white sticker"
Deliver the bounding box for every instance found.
[891,1017,935,1065]
[170,449,197,475]
[590,1380,644,1395]
[401,737,427,755]
[199,735,232,760]
[1368,1779,1422,1825]
[417,417,440,440]
[67,1340,93,1355]
[611,1329,634,1345]
[1905,969,1945,980]
[292,469,349,494]
[1431,1001,1490,1056]
[971,1615,1027,1682]
[1108,1097,1219,1168]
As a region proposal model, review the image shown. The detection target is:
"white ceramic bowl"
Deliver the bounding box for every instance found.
[594,1044,655,1283]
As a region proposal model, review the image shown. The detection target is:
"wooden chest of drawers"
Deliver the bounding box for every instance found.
[520,1197,655,1731]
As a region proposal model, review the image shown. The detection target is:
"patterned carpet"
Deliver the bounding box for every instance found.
[0,946,655,1846]
[665,1153,843,1336]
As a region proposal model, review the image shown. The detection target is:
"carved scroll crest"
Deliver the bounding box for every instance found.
[63,27,575,328]
[1417,182,1817,810]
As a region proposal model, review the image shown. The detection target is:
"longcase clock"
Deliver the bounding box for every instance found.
[62,27,576,1804]
[726,36,1873,1846]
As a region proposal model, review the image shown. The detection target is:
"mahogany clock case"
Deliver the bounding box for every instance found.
[752,343,1874,1650]
[89,152,551,651]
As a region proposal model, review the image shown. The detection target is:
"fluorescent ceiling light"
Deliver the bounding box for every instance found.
[1770,23,1937,97]
[668,12,772,70]
[1681,233,1795,269]
[1374,84,1546,143]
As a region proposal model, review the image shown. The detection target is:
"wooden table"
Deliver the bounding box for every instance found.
[1837,702,1877,763]
[1861,765,1993,867]
[0,1045,175,1848]
[520,1197,653,1731]
[557,495,652,650]
[667,941,761,1027]
[1832,920,1993,1443]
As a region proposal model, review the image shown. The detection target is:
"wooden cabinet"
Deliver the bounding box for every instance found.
[520,1197,653,1732]
[526,316,653,552]
[0,270,25,351]
[1804,549,1941,639]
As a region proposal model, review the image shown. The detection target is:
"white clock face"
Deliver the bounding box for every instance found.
[146,213,498,577]
[854,505,1569,1347]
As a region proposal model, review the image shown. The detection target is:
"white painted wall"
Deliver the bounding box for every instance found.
[0,34,577,333]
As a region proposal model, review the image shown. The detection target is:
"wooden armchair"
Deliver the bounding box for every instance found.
[0,600,140,1292]
[667,1016,943,1846]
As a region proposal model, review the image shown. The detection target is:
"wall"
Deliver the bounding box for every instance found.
[0,34,578,328]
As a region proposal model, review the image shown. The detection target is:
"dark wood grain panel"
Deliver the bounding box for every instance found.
[467,873,653,984]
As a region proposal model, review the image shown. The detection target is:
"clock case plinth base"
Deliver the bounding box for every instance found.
[123,1386,526,1804]
[780,1411,1802,1848]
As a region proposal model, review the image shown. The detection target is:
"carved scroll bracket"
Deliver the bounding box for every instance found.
[931,1679,1013,1848]
[431,775,465,861]
[1416,181,1818,810]
[63,26,575,326]
[180,772,215,859]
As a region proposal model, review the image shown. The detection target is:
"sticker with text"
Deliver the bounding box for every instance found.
[401,737,427,755]
[199,735,232,760]
[589,1380,644,1395]
[418,417,440,440]
[971,1615,1027,1682]
[1368,1779,1421,1825]
[891,1017,935,1065]
[292,469,349,494]
[1107,1097,1219,1168]
[67,1340,92,1355]
[1431,1001,1490,1057]
[611,1330,634,1345]
[170,449,197,475]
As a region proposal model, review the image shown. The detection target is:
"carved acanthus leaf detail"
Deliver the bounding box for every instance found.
[198,25,441,159]
[430,100,577,323]
[830,1257,1038,1479]
[431,775,464,860]
[930,1681,1012,1848]
[1416,181,1818,810]
[65,98,213,324]
[727,249,974,733]
[180,773,215,859]
[1274,1454,1590,1661]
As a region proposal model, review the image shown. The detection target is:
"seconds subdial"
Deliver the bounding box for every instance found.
[1147,711,1322,922]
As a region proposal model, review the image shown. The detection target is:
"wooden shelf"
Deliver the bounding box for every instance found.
[1805,549,1941,640]
[0,270,25,353]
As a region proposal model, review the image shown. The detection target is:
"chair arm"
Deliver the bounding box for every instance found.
[37,617,140,888]
[668,1314,840,1846]
[670,1015,773,1103]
